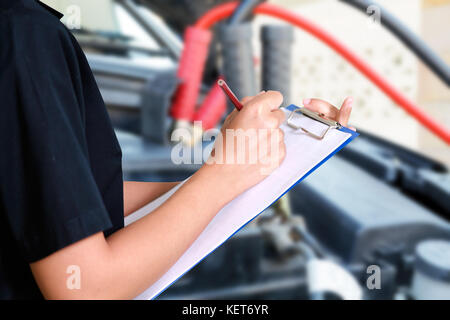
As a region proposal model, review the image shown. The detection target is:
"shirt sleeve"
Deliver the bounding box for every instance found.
[0,19,113,262]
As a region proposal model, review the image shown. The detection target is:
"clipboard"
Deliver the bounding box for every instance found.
[287,106,342,140]
[126,104,359,300]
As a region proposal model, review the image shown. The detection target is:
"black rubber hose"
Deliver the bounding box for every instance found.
[261,25,294,107]
[340,0,450,86]
[229,0,266,25]
[219,23,258,112]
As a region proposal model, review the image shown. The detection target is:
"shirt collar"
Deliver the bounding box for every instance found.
[36,0,64,20]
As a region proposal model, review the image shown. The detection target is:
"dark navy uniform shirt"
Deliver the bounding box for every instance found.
[0,0,124,299]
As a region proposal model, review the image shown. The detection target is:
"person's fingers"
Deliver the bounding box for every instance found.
[223,109,238,126]
[225,91,270,126]
[256,90,266,96]
[241,96,254,105]
[240,91,266,105]
[303,98,339,119]
[349,126,357,132]
[337,97,353,127]
[270,109,286,127]
[248,90,283,112]
[228,109,238,118]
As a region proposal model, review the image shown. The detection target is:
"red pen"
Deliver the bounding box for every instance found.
[217,78,244,111]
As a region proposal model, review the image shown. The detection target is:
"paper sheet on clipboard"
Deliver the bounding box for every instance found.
[124,105,358,300]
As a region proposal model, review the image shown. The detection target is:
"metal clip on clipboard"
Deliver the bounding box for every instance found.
[287,107,342,140]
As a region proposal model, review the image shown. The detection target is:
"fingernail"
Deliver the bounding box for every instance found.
[346,97,353,107]
[303,98,311,105]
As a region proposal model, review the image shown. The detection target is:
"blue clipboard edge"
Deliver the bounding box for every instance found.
[151,104,358,300]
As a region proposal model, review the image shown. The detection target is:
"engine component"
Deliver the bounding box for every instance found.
[290,156,450,264]
[411,239,450,300]
[141,72,178,144]
[307,259,362,300]
[218,23,257,112]
[339,133,450,217]
[261,25,293,108]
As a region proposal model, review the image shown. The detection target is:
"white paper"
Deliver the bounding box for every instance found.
[125,108,354,300]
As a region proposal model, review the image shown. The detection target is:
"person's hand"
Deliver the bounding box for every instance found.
[302,97,356,131]
[200,91,286,202]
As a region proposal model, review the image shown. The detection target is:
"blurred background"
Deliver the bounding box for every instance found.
[42,0,450,300]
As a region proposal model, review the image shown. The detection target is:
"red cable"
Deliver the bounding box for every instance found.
[195,2,450,145]
[170,27,212,121]
[193,79,227,130]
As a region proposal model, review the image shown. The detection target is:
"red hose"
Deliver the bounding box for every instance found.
[194,2,450,145]
[193,80,227,130]
[170,27,212,121]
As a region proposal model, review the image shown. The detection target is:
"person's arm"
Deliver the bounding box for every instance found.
[31,166,238,299]
[123,181,180,217]
[30,91,287,300]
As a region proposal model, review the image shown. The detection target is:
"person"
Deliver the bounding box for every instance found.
[0,0,354,299]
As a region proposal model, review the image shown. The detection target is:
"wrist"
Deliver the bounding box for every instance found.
[195,163,238,206]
